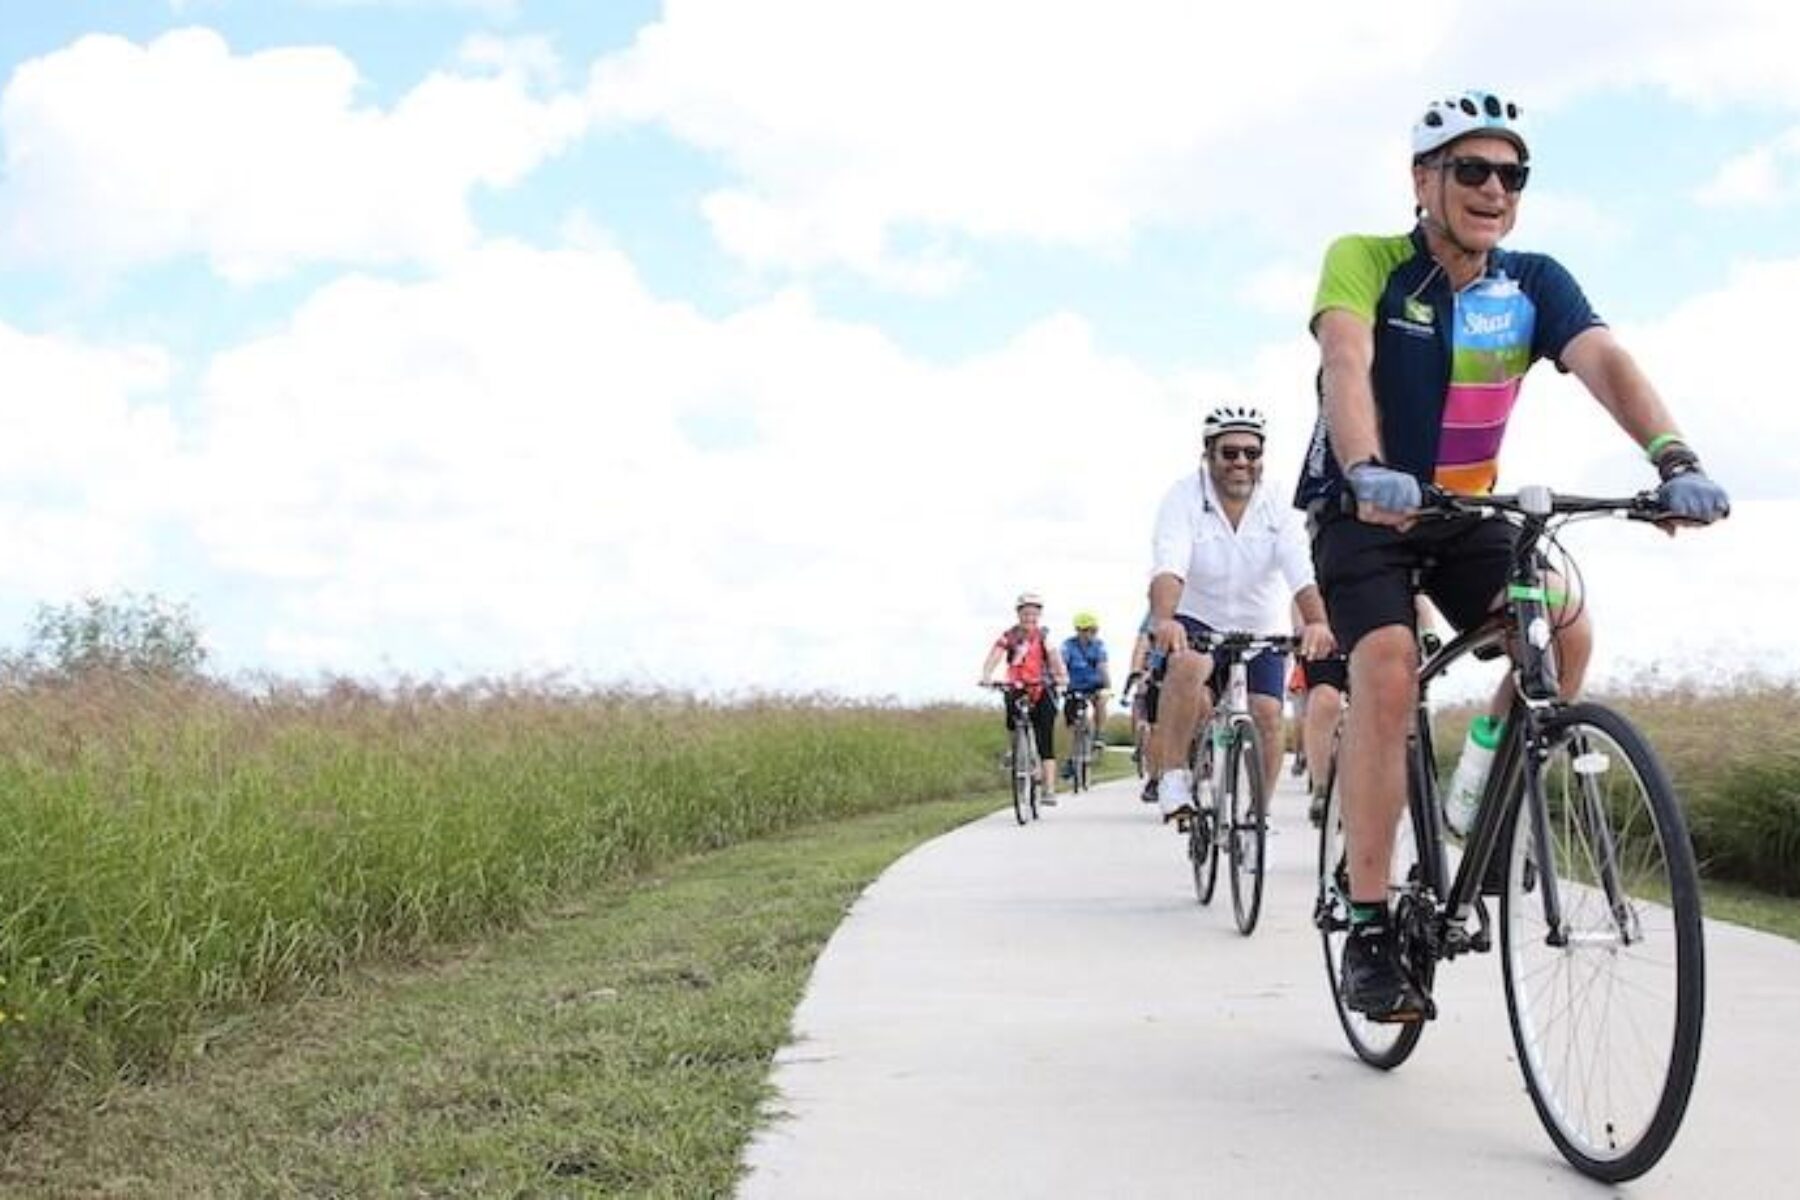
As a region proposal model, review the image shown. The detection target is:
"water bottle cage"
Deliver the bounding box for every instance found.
[1510,598,1559,701]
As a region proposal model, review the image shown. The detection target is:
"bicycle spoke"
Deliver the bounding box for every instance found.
[1502,705,1703,1182]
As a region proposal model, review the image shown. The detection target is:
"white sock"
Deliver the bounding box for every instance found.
[1157,769,1193,815]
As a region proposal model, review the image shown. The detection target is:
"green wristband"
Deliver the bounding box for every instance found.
[1644,433,1685,461]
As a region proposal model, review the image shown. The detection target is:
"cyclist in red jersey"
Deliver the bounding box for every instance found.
[980,592,1071,805]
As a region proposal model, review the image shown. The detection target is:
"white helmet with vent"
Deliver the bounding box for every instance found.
[1412,89,1528,162]
[1202,404,1266,443]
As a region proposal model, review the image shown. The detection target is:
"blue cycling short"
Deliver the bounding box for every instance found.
[1174,614,1288,701]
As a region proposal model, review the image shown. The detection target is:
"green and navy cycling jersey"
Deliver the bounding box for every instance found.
[1294,225,1604,510]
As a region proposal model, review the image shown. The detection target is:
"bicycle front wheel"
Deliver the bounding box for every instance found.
[1228,719,1268,935]
[1189,738,1220,904]
[1315,757,1428,1069]
[1010,727,1033,826]
[1501,703,1704,1182]
[1074,720,1092,793]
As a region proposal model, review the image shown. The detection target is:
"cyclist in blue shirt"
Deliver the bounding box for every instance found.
[1060,612,1112,745]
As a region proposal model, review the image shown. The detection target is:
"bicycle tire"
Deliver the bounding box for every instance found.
[1500,703,1704,1182]
[1190,736,1220,905]
[1010,726,1033,826]
[1315,754,1428,1069]
[1228,719,1267,936]
[1074,719,1092,793]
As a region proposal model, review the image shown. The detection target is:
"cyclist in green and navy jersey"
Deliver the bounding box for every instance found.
[1298,90,1730,1022]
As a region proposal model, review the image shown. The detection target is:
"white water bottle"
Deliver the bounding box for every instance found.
[1443,714,1504,836]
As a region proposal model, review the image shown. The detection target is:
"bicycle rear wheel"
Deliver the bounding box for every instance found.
[1228,719,1268,935]
[1500,703,1704,1183]
[1315,757,1428,1069]
[1010,727,1033,826]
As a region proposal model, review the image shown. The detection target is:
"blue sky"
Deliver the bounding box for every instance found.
[3,1,1799,699]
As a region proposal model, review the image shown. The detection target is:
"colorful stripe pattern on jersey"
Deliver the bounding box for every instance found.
[1294,226,1602,509]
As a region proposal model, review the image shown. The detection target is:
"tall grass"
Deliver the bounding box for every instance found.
[1432,682,1800,897]
[1603,683,1800,897]
[0,674,1003,1126]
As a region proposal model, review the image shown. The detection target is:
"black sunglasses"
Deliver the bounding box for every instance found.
[1214,444,1263,463]
[1442,156,1530,193]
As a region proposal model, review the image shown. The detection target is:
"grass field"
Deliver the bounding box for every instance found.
[0,795,1004,1197]
[0,676,1006,1128]
[1431,682,1800,898]
[0,671,1790,1151]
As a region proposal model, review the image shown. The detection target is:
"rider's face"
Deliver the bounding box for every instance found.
[1206,435,1263,500]
[1413,134,1522,254]
[1017,605,1042,628]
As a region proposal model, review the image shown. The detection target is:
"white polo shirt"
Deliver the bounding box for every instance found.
[1150,469,1315,633]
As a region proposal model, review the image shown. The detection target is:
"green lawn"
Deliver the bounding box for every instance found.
[0,794,1003,1197]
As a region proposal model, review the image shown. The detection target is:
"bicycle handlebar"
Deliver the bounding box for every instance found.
[1415,484,1668,523]
[1184,630,1302,655]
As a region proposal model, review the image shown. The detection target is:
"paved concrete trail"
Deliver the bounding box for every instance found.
[739,767,1797,1199]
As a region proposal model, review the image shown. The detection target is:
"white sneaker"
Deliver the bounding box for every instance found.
[1157,769,1195,821]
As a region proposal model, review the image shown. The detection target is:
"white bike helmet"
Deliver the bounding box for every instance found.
[1015,591,1044,610]
[1202,404,1266,443]
[1412,90,1528,162]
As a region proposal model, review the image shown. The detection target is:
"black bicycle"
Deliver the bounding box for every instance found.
[1120,672,1150,779]
[1312,486,1705,1182]
[987,683,1045,825]
[1066,691,1101,793]
[1186,631,1298,935]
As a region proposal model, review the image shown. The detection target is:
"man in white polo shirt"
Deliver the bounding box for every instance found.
[1146,404,1336,824]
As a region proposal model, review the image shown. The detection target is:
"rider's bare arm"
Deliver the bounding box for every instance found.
[1559,326,1686,449]
[1148,573,1185,654]
[1315,308,1382,469]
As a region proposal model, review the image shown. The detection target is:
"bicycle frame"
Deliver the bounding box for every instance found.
[1188,634,1293,808]
[1004,687,1041,768]
[1318,486,1707,1180]
[1407,496,1627,958]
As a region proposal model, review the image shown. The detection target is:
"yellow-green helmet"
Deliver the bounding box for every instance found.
[1073,611,1099,631]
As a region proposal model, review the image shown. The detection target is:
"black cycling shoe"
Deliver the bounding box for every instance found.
[1340,925,1429,1023]
[1140,778,1159,805]
[1307,791,1326,827]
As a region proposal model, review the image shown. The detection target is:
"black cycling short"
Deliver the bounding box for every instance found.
[1004,688,1058,759]
[1312,509,1517,651]
[1300,654,1348,693]
[1063,689,1102,725]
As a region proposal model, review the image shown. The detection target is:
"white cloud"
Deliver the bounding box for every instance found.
[1511,190,1630,248]
[0,27,587,280]
[299,0,521,17]
[1239,265,1318,321]
[587,0,1452,285]
[1695,128,1800,207]
[4,229,1796,697]
[585,0,1800,286]
[457,33,563,89]
[165,236,1183,690]
[0,322,180,599]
